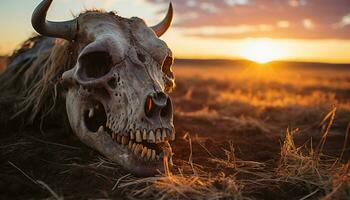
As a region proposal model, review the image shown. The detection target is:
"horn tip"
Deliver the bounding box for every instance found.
[169,2,173,15]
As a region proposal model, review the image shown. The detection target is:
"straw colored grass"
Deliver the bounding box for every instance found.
[117,171,246,200]
[276,107,350,199]
[2,107,348,199]
[1,61,349,199]
[114,108,349,200]
[115,133,248,199]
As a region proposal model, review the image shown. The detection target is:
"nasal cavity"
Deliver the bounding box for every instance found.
[144,92,172,118]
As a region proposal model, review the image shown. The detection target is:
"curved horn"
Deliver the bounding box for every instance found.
[150,2,173,37]
[31,0,77,40]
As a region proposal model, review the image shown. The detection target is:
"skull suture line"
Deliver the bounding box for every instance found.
[32,0,175,176]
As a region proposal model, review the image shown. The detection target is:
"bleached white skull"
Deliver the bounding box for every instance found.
[32,0,175,176]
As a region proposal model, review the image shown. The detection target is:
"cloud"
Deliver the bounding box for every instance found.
[288,0,307,7]
[277,21,290,28]
[334,13,350,28]
[302,19,315,30]
[182,24,273,36]
[199,2,219,13]
[146,0,350,39]
[225,0,249,6]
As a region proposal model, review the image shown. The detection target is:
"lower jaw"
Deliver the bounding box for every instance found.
[105,143,171,177]
[90,130,172,177]
[124,160,167,177]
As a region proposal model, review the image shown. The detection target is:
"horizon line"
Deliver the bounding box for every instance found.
[1,54,349,65]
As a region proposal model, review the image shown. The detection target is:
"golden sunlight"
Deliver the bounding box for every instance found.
[241,39,287,64]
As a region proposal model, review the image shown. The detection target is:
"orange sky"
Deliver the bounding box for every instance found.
[0,0,349,63]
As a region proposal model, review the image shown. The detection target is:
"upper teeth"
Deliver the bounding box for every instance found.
[162,129,167,141]
[142,129,147,140]
[135,130,142,142]
[156,129,161,143]
[148,131,155,143]
[120,128,174,143]
[107,128,174,162]
[130,131,135,140]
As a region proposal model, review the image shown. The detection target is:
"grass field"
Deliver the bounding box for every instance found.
[0,58,349,199]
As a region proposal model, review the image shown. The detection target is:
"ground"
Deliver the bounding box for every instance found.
[0,58,349,199]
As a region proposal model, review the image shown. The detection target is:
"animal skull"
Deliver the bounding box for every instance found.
[32,0,176,176]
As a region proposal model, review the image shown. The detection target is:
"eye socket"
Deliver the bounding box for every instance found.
[79,51,112,79]
[162,56,174,79]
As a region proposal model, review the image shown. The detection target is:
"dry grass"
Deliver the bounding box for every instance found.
[115,133,251,200]
[117,171,245,200]
[275,107,349,199]
[174,64,350,111]
[112,108,349,199]
[4,121,348,199]
[1,61,349,199]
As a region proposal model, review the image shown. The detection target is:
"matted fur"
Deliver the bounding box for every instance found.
[0,36,78,132]
[0,10,144,132]
[0,11,134,132]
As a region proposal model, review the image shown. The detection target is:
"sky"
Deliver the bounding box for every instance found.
[0,0,349,63]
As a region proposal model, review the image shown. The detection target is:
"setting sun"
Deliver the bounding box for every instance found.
[1,1,350,199]
[241,39,287,64]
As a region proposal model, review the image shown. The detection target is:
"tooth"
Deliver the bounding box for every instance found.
[138,144,143,153]
[117,134,121,143]
[169,156,174,166]
[148,131,155,143]
[151,150,156,161]
[128,141,133,149]
[170,130,175,141]
[98,126,104,132]
[134,144,143,156]
[156,155,160,161]
[146,149,152,160]
[132,143,136,151]
[162,129,167,141]
[156,129,161,143]
[142,129,147,140]
[134,144,139,155]
[135,130,142,142]
[122,136,129,145]
[112,133,116,139]
[88,108,94,118]
[130,131,135,140]
[141,147,147,158]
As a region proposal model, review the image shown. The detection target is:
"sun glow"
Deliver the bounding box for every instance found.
[241,39,287,64]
